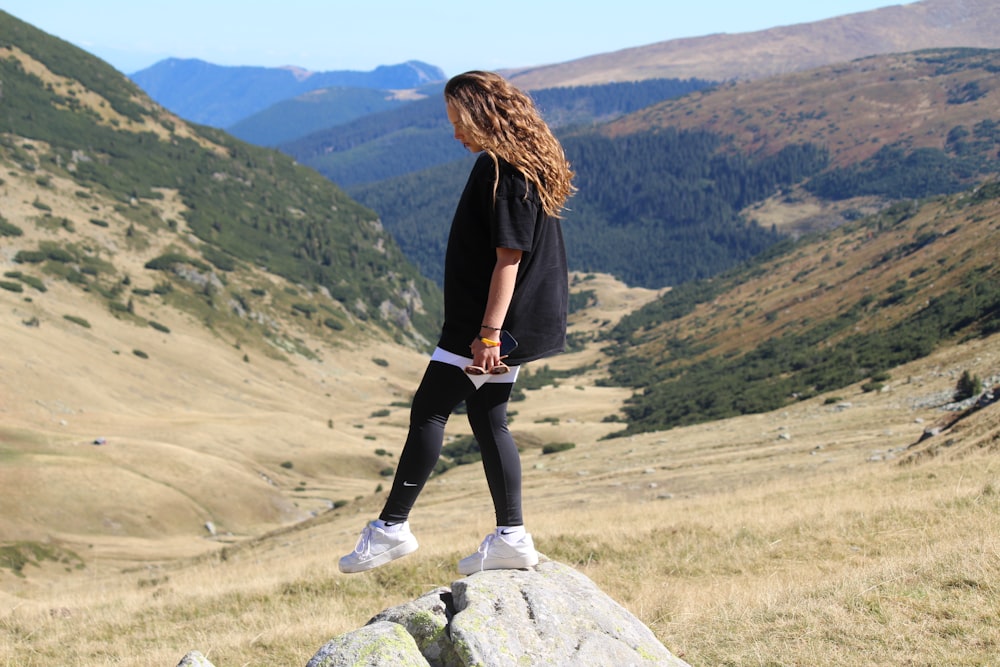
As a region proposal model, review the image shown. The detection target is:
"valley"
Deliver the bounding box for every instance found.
[2,3,1000,664]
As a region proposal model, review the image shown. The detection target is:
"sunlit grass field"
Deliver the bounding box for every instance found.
[3,359,998,666]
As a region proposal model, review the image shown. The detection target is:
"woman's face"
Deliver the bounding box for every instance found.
[446,101,483,153]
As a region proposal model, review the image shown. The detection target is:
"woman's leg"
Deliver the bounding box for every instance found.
[378,361,475,524]
[464,382,522,526]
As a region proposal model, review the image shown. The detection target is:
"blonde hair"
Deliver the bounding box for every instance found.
[445,71,575,218]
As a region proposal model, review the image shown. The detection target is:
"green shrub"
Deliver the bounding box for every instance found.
[955,370,981,401]
[14,250,45,263]
[0,541,83,576]
[132,349,149,359]
[89,218,109,228]
[148,321,170,333]
[4,271,48,292]
[0,280,23,293]
[46,247,73,263]
[542,442,576,455]
[0,219,23,237]
[280,461,294,470]
[370,408,390,418]
[440,436,482,467]
[63,314,91,328]
[291,303,317,317]
[372,358,389,367]
[144,253,209,272]
[201,246,236,271]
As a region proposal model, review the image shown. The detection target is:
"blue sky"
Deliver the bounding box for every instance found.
[4,1,917,75]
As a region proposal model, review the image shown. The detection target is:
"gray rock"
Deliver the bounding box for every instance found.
[368,587,462,666]
[449,561,686,666]
[305,560,689,667]
[306,621,429,667]
[176,651,216,667]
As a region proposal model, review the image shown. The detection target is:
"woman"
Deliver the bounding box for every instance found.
[340,70,574,575]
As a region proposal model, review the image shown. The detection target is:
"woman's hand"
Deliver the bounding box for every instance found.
[469,335,503,373]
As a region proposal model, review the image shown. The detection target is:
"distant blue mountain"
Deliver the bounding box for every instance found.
[227,87,417,147]
[129,58,445,128]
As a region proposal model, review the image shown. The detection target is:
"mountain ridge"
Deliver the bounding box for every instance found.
[504,0,1000,89]
[128,57,445,128]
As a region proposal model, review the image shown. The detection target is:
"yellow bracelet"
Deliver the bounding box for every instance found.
[480,337,501,347]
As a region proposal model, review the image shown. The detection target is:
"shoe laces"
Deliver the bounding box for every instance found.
[353,524,375,559]
[472,533,498,569]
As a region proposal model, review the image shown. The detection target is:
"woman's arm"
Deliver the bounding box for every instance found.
[470,246,522,371]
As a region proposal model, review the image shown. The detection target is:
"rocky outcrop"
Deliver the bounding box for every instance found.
[176,560,689,667]
[306,560,689,667]
[176,651,215,667]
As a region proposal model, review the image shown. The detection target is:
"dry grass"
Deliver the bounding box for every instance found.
[2,323,999,665]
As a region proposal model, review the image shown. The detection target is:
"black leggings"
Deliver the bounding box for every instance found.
[379,361,523,526]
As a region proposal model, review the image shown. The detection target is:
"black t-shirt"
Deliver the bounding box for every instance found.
[439,153,568,364]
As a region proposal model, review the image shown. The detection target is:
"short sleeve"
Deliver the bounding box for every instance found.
[492,163,540,251]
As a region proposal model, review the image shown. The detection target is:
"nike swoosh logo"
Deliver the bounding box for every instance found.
[403,482,418,487]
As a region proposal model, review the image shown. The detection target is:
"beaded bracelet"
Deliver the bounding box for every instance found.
[481,324,501,331]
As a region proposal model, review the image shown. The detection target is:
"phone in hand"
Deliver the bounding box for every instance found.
[498,330,518,356]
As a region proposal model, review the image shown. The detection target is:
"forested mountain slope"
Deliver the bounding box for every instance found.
[281,78,713,189]
[353,48,1000,290]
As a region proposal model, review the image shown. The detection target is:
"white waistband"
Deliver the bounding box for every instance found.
[430,347,519,385]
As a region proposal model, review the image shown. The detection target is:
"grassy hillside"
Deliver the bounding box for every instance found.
[601,180,1000,435]
[3,274,999,665]
[603,48,1000,238]
[0,10,457,561]
[0,10,441,345]
[608,48,1000,171]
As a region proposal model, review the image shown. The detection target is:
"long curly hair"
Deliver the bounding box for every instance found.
[445,71,575,218]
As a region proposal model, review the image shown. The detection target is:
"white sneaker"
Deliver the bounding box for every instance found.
[458,530,539,575]
[339,521,418,573]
